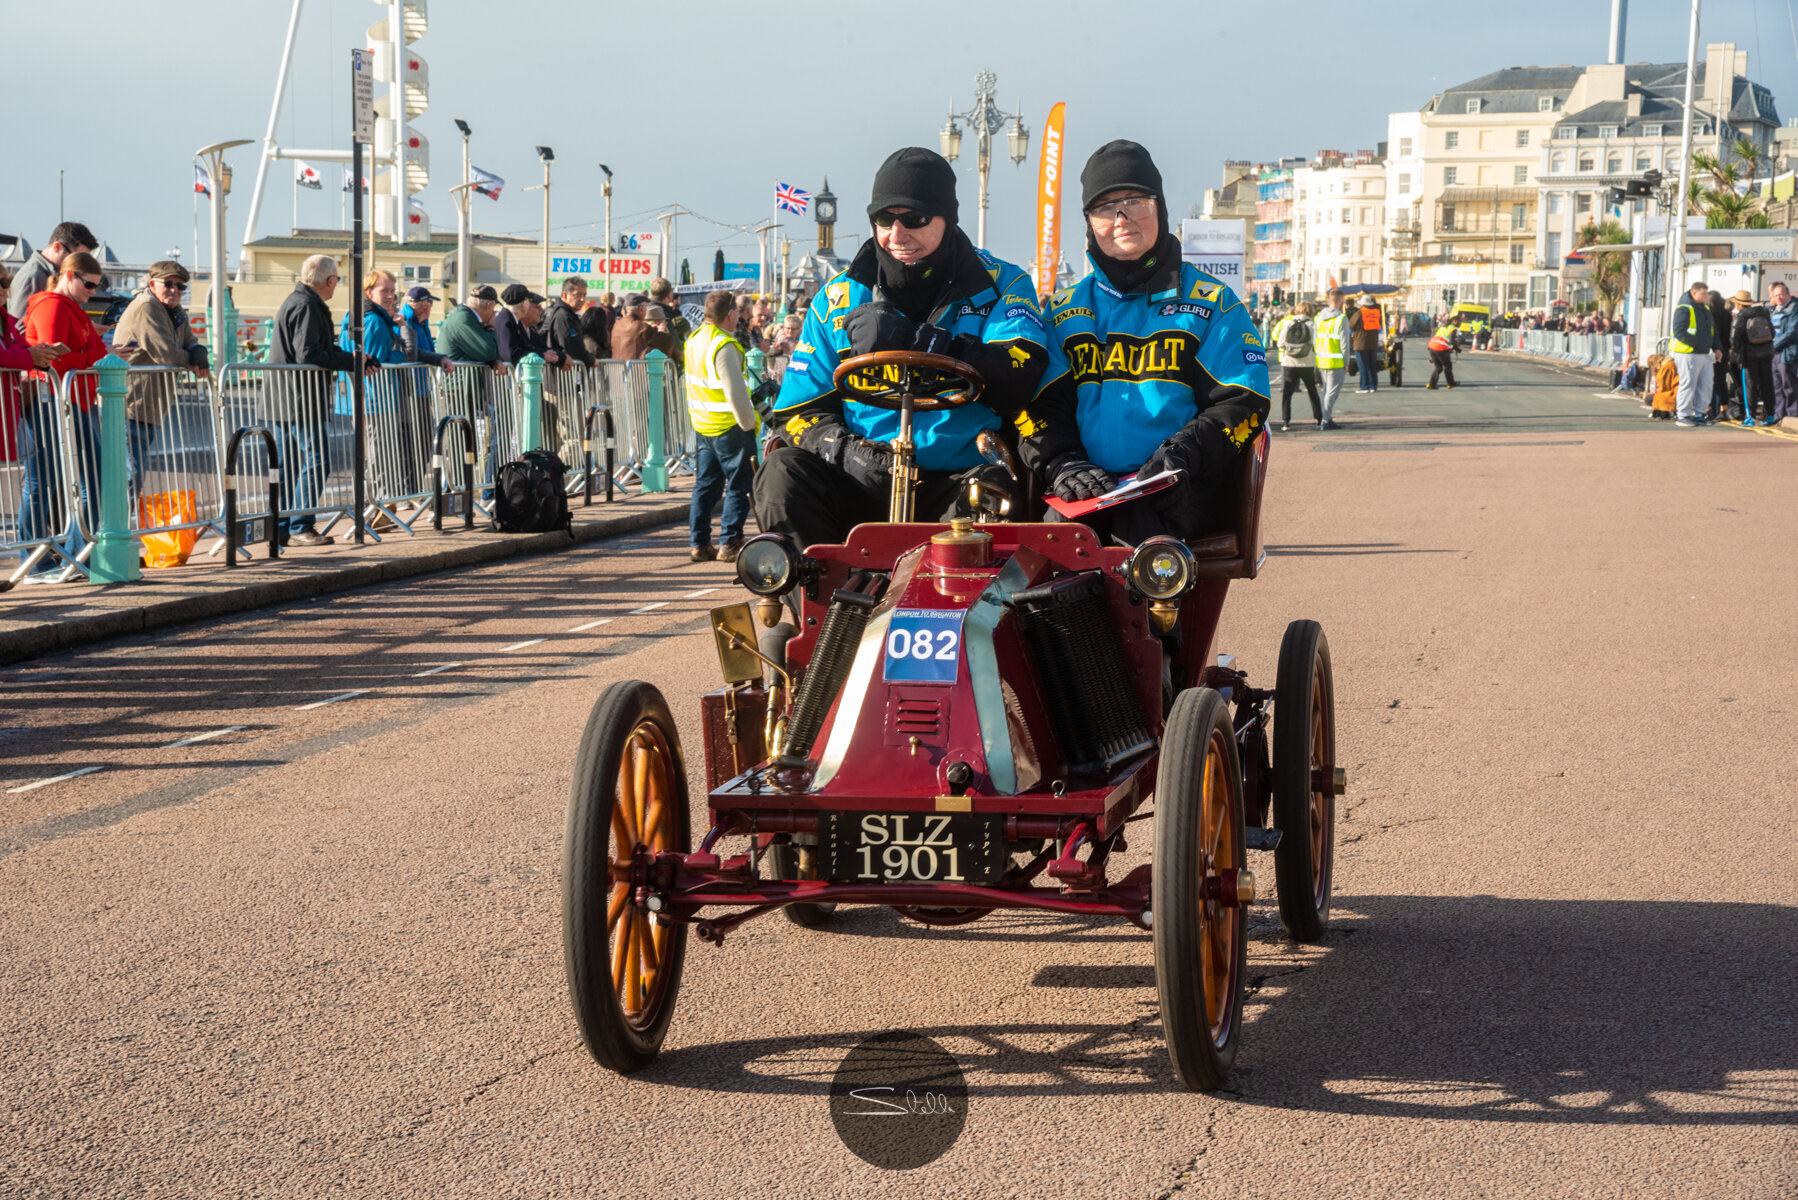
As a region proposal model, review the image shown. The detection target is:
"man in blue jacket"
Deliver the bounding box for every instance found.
[1025,141,1270,545]
[755,147,1050,547]
[1767,280,1798,423]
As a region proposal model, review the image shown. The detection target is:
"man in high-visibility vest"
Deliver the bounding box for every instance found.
[684,289,759,561]
[1426,317,1461,389]
[1670,280,1715,426]
[1314,288,1348,429]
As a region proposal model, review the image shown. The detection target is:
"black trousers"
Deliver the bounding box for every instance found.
[753,446,1008,548]
[1741,355,1775,420]
[1428,350,1456,387]
[1280,367,1321,423]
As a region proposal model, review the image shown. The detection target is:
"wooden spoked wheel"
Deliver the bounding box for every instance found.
[564,681,690,1072]
[1153,687,1249,1092]
[1273,620,1336,943]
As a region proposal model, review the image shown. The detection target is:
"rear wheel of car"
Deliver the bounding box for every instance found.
[1273,621,1337,943]
[1153,687,1249,1092]
[563,680,690,1073]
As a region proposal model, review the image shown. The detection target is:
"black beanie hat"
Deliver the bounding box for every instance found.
[1081,139,1164,211]
[867,147,959,226]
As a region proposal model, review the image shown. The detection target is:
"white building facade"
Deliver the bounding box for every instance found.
[1291,153,1387,298]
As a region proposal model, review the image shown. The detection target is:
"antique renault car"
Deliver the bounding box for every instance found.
[562,351,1343,1092]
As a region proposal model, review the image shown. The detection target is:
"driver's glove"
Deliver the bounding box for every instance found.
[1137,439,1189,481]
[1047,454,1116,501]
[845,302,918,357]
[798,416,893,489]
[909,322,953,357]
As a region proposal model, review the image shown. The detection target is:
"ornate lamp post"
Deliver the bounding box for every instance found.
[938,70,1029,249]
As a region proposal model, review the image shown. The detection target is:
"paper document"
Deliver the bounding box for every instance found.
[1042,469,1181,520]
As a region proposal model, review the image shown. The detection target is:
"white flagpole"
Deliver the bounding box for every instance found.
[192,164,201,273]
[292,165,299,232]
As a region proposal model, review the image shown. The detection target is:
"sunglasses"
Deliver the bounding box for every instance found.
[1087,195,1156,223]
[77,277,103,290]
[154,279,187,292]
[872,211,936,230]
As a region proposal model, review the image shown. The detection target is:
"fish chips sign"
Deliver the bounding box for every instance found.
[1034,102,1066,298]
[1180,220,1246,290]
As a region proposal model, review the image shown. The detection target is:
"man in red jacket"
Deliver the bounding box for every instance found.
[17,252,109,570]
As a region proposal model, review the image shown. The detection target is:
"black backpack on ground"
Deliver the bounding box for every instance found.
[493,450,572,535]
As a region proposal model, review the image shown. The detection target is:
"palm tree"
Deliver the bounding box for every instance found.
[1685,143,1769,229]
[1576,220,1632,316]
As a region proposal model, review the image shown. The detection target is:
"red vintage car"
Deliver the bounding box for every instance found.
[562,352,1342,1092]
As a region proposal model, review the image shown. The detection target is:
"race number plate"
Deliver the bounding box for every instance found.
[882,609,964,684]
[818,811,1008,885]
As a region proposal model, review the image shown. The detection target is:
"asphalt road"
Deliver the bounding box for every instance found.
[4,352,1795,1199]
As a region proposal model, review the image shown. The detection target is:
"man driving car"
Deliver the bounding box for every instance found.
[1025,140,1270,545]
[755,147,1050,547]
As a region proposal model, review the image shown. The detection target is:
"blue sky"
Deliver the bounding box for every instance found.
[8,0,1796,270]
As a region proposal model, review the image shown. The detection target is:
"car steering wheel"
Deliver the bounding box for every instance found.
[832,351,985,412]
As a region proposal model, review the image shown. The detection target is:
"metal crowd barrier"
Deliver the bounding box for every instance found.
[1502,329,1628,370]
[2,368,89,583]
[214,361,357,543]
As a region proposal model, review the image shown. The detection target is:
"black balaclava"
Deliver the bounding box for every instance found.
[868,147,962,320]
[1080,139,1178,295]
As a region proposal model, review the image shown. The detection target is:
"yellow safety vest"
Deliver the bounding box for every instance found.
[1314,311,1345,368]
[683,322,748,436]
[1670,302,1707,355]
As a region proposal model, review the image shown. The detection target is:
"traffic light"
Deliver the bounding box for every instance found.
[1443,289,1457,306]
[366,0,430,237]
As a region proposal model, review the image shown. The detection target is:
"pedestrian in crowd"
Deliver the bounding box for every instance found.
[541,277,596,368]
[1729,290,1776,426]
[1707,288,1735,422]
[113,260,210,503]
[1669,281,1714,427]
[0,270,67,469]
[7,221,98,321]
[610,293,677,362]
[1351,295,1383,393]
[398,285,453,506]
[493,284,562,367]
[1426,315,1461,389]
[23,252,113,503]
[1315,288,1348,425]
[648,278,691,357]
[442,284,504,367]
[1271,302,1322,431]
[733,291,763,352]
[683,289,758,562]
[1767,280,1798,424]
[579,296,613,360]
[268,255,376,546]
[768,312,803,355]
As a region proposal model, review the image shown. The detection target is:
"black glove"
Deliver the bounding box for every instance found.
[910,322,953,357]
[844,302,917,357]
[1048,455,1115,501]
[1137,439,1189,481]
[798,417,893,489]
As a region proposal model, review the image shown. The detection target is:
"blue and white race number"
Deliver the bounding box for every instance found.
[883,609,964,684]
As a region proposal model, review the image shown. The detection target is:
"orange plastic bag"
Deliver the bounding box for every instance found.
[138,490,199,568]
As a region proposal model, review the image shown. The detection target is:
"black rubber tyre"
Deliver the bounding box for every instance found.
[1272,621,1336,943]
[563,680,690,1073]
[1153,687,1249,1092]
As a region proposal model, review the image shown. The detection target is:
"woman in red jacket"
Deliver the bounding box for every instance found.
[17,251,109,568]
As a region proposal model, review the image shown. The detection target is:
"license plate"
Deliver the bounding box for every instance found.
[818,811,1007,884]
[883,608,963,684]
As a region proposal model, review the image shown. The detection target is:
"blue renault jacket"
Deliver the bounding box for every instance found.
[774,236,1051,472]
[1029,254,1270,476]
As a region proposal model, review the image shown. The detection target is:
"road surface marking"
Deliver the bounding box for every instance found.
[683,588,723,598]
[412,663,463,677]
[569,619,613,632]
[161,726,247,749]
[629,602,668,614]
[7,766,104,794]
[500,638,548,652]
[296,690,369,711]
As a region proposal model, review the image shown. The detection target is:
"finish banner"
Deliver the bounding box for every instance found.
[1035,101,1066,298]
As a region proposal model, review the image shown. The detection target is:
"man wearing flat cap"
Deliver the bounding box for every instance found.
[757,147,1051,547]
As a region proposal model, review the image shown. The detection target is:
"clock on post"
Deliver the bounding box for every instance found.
[815,179,837,255]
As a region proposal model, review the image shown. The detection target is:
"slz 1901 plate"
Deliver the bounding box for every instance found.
[817,810,1007,884]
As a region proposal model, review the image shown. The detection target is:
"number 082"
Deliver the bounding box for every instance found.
[887,627,958,662]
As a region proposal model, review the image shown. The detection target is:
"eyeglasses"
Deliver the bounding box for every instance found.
[1087,195,1156,224]
[77,277,103,290]
[872,210,936,230]
[154,279,187,292]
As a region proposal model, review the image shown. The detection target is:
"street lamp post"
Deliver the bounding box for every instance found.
[453,117,471,304]
[938,70,1029,249]
[526,145,554,294]
[196,139,253,367]
[599,163,614,299]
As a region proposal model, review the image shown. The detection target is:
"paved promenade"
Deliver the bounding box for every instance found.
[3,352,1794,1199]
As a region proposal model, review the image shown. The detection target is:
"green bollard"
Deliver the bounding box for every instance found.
[88,354,141,584]
[519,353,544,454]
[641,350,670,493]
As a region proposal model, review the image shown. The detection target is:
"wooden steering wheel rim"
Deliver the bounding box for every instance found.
[832,350,985,412]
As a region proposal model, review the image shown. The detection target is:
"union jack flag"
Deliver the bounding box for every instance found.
[775,182,811,215]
